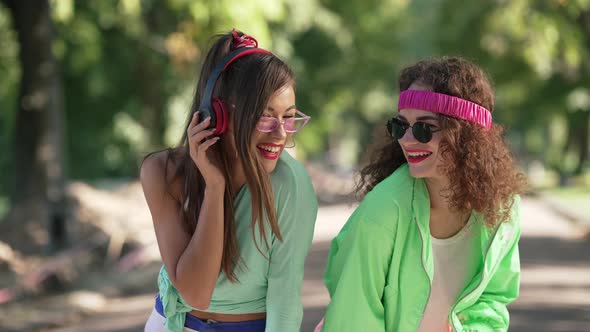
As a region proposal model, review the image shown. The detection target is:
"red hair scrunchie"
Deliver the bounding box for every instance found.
[231,28,259,49]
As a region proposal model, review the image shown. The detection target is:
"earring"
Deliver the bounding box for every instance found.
[286,138,296,148]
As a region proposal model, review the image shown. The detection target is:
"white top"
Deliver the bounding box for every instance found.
[417,216,481,332]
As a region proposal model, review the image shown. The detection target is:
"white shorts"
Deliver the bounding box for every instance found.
[144,307,200,332]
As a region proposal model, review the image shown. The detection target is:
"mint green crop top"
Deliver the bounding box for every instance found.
[157,152,318,332]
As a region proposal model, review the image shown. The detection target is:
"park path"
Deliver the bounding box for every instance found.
[42,197,590,332]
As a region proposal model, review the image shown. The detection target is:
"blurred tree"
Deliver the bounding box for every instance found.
[51,0,296,178]
[0,6,19,210]
[2,0,589,226]
[1,0,68,253]
[435,0,590,179]
[286,0,414,166]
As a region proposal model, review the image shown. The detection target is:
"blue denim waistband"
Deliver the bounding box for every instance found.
[154,295,266,332]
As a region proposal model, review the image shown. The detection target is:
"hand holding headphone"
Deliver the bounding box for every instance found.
[198,29,270,135]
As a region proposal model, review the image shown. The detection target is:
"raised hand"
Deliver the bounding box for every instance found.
[187,112,226,188]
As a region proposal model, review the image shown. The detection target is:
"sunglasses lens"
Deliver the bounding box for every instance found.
[257,117,277,132]
[391,119,408,139]
[413,122,433,143]
[284,118,308,132]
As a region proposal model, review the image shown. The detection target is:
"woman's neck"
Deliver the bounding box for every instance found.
[425,177,470,239]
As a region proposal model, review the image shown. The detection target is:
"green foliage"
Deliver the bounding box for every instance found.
[0,6,18,196]
[1,0,588,187]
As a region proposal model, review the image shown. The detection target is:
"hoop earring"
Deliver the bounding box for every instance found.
[286,138,296,149]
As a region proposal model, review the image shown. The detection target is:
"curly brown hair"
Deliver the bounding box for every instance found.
[356,57,527,227]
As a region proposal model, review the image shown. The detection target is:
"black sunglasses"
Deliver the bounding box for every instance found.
[386,117,441,143]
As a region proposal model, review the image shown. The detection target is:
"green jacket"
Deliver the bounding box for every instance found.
[322,164,521,332]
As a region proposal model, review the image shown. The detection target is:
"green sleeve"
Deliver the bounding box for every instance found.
[456,205,522,332]
[265,169,318,332]
[322,208,396,332]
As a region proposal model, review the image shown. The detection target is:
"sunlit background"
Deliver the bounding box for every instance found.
[0,0,588,331]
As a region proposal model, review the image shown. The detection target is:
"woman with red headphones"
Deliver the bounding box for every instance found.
[141,29,317,332]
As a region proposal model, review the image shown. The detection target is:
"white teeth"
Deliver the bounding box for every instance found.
[407,152,431,157]
[258,145,281,153]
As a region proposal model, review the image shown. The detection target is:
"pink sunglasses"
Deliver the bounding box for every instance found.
[256,110,311,133]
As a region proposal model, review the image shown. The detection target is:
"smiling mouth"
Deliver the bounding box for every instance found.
[405,151,432,164]
[256,144,283,160]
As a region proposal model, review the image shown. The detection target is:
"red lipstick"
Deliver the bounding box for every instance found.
[256,143,283,160]
[404,149,433,164]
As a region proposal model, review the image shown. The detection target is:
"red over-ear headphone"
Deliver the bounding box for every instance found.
[198,31,270,135]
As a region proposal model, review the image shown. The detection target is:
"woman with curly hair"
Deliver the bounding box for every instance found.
[317,57,527,332]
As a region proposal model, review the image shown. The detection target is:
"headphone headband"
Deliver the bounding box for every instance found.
[199,48,271,111]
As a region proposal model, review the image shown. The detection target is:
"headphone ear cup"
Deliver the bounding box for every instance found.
[212,98,229,135]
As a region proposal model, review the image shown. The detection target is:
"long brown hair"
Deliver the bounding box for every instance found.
[160,31,294,281]
[356,57,527,226]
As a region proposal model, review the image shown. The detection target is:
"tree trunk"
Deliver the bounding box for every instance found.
[576,10,590,176]
[138,5,166,149]
[137,49,165,149]
[574,111,589,175]
[4,0,68,253]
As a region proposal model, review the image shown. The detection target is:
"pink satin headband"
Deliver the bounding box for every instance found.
[398,90,492,129]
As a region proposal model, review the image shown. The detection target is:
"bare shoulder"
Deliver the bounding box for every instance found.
[140,150,183,204]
